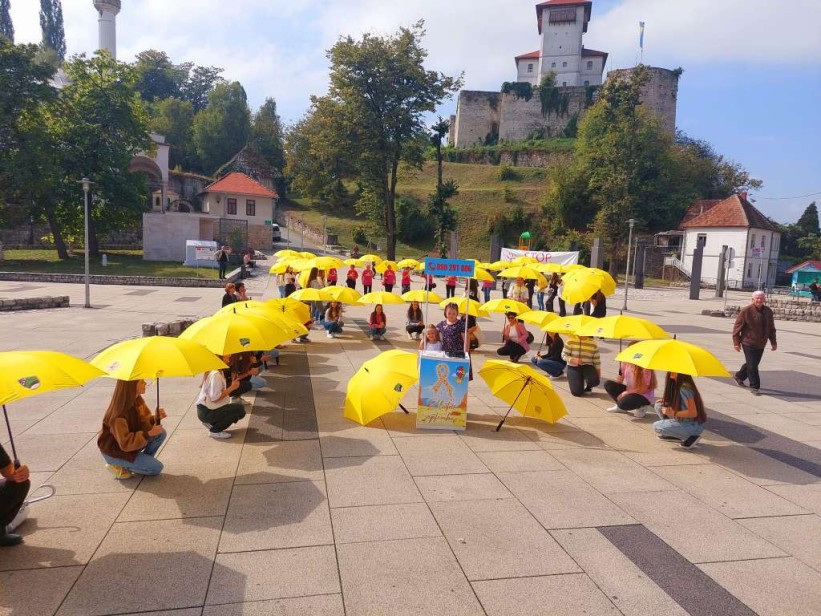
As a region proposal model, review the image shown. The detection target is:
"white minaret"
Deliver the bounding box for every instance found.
[93,0,121,59]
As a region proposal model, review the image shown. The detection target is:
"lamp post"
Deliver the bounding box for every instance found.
[79,178,93,308]
[621,218,636,312]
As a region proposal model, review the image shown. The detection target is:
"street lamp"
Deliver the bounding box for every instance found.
[78,178,93,308]
[621,218,636,312]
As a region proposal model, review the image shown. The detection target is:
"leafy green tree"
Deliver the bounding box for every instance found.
[797,234,821,260]
[251,97,285,190]
[319,21,462,259]
[796,202,819,237]
[192,81,251,174]
[148,97,198,171]
[427,117,458,257]
[0,0,13,43]
[675,132,762,198]
[39,0,65,61]
[180,64,224,112]
[134,50,186,102]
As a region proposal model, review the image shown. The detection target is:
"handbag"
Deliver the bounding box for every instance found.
[526,331,535,344]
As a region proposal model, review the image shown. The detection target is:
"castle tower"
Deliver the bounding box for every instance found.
[93,0,121,59]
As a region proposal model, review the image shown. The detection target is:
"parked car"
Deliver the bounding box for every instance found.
[272,223,282,243]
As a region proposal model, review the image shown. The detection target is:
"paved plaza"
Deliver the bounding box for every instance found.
[1,273,820,616]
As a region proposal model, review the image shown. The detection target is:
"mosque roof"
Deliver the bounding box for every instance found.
[204,172,278,199]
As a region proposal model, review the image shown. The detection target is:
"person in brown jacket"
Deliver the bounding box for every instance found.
[98,379,167,479]
[732,290,777,395]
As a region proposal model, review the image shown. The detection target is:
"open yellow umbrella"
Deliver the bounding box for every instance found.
[561,268,615,304]
[480,298,530,316]
[344,258,365,267]
[289,287,332,303]
[517,310,560,329]
[180,312,292,355]
[438,297,489,317]
[218,301,307,330]
[326,286,362,304]
[542,314,597,335]
[269,261,292,274]
[576,315,669,340]
[360,253,382,263]
[536,262,569,274]
[498,265,540,280]
[344,350,419,425]
[588,268,617,294]
[298,251,316,259]
[479,360,567,431]
[305,256,344,271]
[396,258,420,269]
[375,260,398,274]
[358,291,405,305]
[478,262,496,271]
[489,260,511,271]
[402,289,443,304]
[267,297,311,324]
[0,351,105,466]
[614,339,730,377]
[472,267,495,282]
[274,249,299,258]
[511,256,539,266]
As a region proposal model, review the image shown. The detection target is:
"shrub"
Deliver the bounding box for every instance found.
[499,165,520,182]
[351,226,368,246]
[395,196,434,242]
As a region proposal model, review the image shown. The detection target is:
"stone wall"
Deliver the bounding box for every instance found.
[248,224,271,253]
[0,271,231,287]
[498,87,590,142]
[168,171,212,212]
[0,296,70,311]
[607,67,679,135]
[499,149,572,168]
[721,299,821,323]
[453,91,501,147]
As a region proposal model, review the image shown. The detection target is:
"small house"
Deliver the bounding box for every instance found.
[786,260,821,294]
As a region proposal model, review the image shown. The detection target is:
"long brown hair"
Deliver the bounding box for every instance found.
[102,379,141,427]
[662,373,706,423]
[633,365,657,392]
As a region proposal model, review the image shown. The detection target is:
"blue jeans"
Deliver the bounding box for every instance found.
[278,285,286,298]
[483,287,491,303]
[311,303,323,324]
[536,291,545,310]
[249,374,266,389]
[531,356,566,377]
[102,429,167,476]
[370,327,386,337]
[653,402,704,440]
[323,321,343,334]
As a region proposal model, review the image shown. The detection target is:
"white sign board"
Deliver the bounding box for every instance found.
[499,248,579,265]
[195,246,217,261]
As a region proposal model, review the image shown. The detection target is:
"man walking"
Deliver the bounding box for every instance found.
[732,290,777,396]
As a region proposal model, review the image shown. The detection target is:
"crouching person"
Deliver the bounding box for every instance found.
[98,379,167,479]
[197,359,246,439]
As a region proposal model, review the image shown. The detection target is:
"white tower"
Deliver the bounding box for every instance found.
[537,0,589,86]
[93,0,121,59]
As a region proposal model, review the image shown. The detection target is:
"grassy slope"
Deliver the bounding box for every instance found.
[283,161,550,261]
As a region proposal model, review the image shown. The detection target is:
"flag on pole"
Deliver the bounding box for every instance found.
[639,21,645,49]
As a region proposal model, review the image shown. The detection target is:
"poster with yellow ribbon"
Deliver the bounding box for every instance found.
[416,353,469,430]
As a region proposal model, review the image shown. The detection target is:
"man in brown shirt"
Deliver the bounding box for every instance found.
[732,290,777,395]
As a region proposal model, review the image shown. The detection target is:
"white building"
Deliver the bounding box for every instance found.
[514,0,607,87]
[678,193,781,289]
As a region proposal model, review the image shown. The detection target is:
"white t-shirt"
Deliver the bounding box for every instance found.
[508,325,520,343]
[197,370,229,410]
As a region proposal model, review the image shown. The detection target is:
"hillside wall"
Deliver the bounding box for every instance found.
[498,87,591,142]
[453,91,501,147]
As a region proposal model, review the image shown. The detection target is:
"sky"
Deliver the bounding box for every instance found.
[8,0,821,224]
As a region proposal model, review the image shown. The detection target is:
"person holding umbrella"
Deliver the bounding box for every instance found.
[382,264,396,293]
[653,372,706,448]
[362,264,375,294]
[0,444,29,546]
[604,361,656,418]
[531,331,566,379]
[562,335,601,396]
[401,267,413,294]
[98,379,167,478]
[196,359,246,439]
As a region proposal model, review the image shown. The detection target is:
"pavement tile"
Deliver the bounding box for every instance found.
[331,503,441,544]
[12,432,95,472]
[324,455,422,508]
[472,573,620,615]
[608,490,786,563]
[117,610,202,616]
[337,537,484,616]
[394,435,488,476]
[57,517,223,616]
[243,410,284,443]
[202,595,344,615]
[738,514,821,573]
[429,498,579,580]
[219,481,332,552]
[379,411,458,437]
[764,483,821,515]
[476,449,565,473]
[597,429,715,467]
[653,464,809,518]
[0,566,83,616]
[206,546,340,605]
[456,423,543,452]
[499,470,635,529]
[528,427,609,450]
[235,440,324,485]
[698,557,821,616]
[318,425,398,457]
[159,427,246,467]
[552,528,689,616]
[699,440,819,486]
[738,413,821,442]
[415,473,512,502]
[550,449,676,494]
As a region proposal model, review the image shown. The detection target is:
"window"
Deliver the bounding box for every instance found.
[562,81,567,87]
[562,61,568,67]
[246,199,256,216]
[747,263,752,278]
[584,80,590,86]
[527,63,534,73]
[549,7,577,23]
[551,62,556,68]
[697,233,707,247]
[226,198,237,215]
[750,233,756,248]
[760,235,766,248]
[587,61,593,70]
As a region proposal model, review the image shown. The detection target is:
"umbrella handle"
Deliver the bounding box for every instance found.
[495,377,530,432]
[399,403,410,415]
[2,405,20,468]
[155,380,162,426]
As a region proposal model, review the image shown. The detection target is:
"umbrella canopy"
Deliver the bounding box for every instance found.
[542,314,597,335]
[587,268,617,294]
[267,297,312,324]
[576,315,669,340]
[479,360,567,431]
[614,339,730,377]
[360,253,382,263]
[472,268,495,282]
[274,249,300,258]
[536,262,568,274]
[305,256,344,271]
[289,287,333,303]
[218,301,307,331]
[298,251,317,259]
[517,310,560,329]
[497,265,540,280]
[488,260,511,271]
[358,291,405,305]
[480,299,531,316]
[438,297,489,317]
[92,336,227,382]
[344,258,366,267]
[0,351,105,406]
[561,268,615,304]
[401,289,443,304]
[396,258,421,269]
[375,260,398,274]
[180,312,292,355]
[344,350,419,425]
[478,262,496,270]
[326,286,362,304]
[269,261,292,274]
[511,256,539,266]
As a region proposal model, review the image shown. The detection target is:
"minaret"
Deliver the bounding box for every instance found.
[93,0,121,59]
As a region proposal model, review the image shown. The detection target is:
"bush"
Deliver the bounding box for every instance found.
[499,165,520,181]
[395,196,434,242]
[351,226,368,246]
[503,186,517,204]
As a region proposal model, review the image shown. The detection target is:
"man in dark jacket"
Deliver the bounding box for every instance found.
[732,290,777,395]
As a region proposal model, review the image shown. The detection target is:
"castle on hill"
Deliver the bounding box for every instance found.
[450,0,680,149]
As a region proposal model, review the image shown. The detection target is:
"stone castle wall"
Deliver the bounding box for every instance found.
[498,87,591,142]
[453,91,501,148]
[607,66,679,135]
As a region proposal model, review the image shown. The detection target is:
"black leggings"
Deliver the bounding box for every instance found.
[604,381,650,410]
[197,403,246,433]
[497,340,526,362]
[0,478,30,529]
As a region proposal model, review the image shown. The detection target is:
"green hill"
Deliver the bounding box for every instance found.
[282,161,550,260]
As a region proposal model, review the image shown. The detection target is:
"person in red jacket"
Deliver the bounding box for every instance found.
[327,267,338,286]
[401,267,412,294]
[382,265,396,292]
[346,265,358,289]
[362,264,374,294]
[445,275,457,298]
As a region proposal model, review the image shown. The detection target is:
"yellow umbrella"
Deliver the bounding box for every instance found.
[480,299,531,315]
[0,351,105,465]
[438,297,489,317]
[267,297,311,324]
[290,287,332,303]
[269,261,292,274]
[358,291,405,305]
[344,258,365,267]
[517,310,560,329]
[614,339,730,377]
[561,268,614,304]
[360,253,382,263]
[542,314,597,335]
[535,262,568,274]
[511,256,539,266]
[489,260,511,271]
[326,286,362,304]
[396,258,420,269]
[305,256,344,271]
[472,267,495,282]
[478,360,567,431]
[402,289,443,304]
[478,262,496,270]
[498,265,540,280]
[217,301,307,331]
[298,251,316,259]
[344,350,419,425]
[375,260,398,274]
[180,312,292,355]
[576,315,669,340]
[588,268,618,294]
[274,249,299,258]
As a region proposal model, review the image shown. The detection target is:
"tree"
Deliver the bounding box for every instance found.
[0,0,13,43]
[133,50,186,102]
[180,64,224,112]
[149,97,198,171]
[39,0,65,61]
[427,117,458,257]
[675,132,762,198]
[320,21,462,259]
[796,202,819,237]
[192,81,251,174]
[251,97,285,189]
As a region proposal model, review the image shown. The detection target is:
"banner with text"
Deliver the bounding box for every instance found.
[499,249,579,265]
[424,258,476,279]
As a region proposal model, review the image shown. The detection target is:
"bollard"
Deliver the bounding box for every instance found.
[102,253,108,267]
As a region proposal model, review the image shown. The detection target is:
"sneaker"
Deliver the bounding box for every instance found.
[605,405,620,412]
[0,533,23,547]
[633,406,647,419]
[379,335,386,341]
[327,331,334,338]
[584,385,593,393]
[548,372,564,381]
[733,375,746,388]
[408,332,414,340]
[680,434,702,449]
[106,464,134,480]
[751,388,761,396]
[208,431,232,439]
